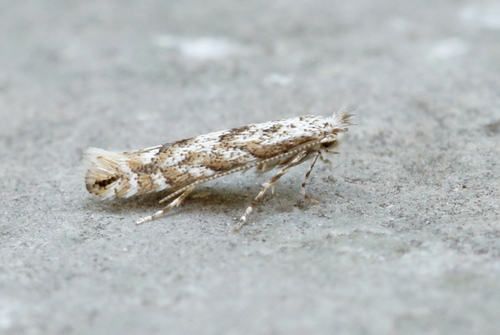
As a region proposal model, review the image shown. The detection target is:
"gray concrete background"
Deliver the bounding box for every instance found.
[1,0,499,334]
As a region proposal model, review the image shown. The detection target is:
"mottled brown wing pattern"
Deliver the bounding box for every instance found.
[84,111,353,230]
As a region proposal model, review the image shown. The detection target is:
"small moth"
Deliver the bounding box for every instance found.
[84,111,353,231]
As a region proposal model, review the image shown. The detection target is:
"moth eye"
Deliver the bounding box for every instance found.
[322,141,335,148]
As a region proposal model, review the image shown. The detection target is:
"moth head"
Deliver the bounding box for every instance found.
[321,128,347,150]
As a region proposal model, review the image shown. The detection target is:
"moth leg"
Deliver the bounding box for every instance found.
[319,152,332,165]
[301,151,320,204]
[158,187,186,204]
[233,151,308,232]
[136,185,196,225]
[319,149,339,165]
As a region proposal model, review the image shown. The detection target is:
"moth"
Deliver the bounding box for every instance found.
[84,111,353,231]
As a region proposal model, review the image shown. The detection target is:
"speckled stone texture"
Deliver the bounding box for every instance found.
[1,1,499,334]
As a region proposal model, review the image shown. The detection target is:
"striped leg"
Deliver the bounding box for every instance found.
[301,151,320,204]
[233,151,308,232]
[136,185,196,225]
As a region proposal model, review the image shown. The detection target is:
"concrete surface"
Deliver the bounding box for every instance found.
[1,0,499,334]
